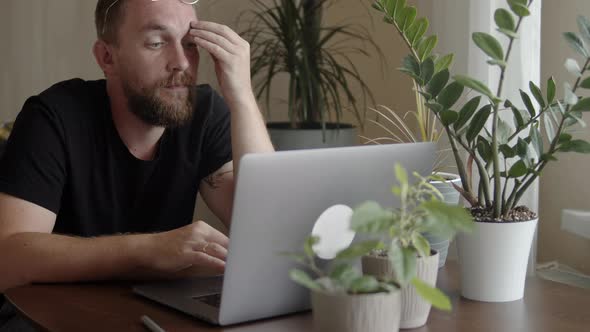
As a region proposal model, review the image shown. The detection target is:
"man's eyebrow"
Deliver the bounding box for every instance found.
[140,23,170,33]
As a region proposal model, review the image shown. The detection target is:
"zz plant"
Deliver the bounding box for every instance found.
[373,0,590,220]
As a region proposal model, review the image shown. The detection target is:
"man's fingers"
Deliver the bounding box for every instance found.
[202,226,230,249]
[189,29,236,54]
[190,21,243,46]
[193,241,228,261]
[189,251,226,273]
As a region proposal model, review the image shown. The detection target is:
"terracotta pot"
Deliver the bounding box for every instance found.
[311,288,401,332]
[362,251,440,329]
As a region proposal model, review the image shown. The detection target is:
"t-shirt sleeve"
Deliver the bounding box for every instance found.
[0,97,66,213]
[197,89,233,181]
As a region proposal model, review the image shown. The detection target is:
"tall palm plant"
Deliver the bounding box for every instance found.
[240,0,380,135]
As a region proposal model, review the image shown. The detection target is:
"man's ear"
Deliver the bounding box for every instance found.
[93,40,116,77]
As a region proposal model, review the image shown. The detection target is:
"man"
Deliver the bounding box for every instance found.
[0,0,273,301]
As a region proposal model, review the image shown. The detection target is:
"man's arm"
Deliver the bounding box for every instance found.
[0,193,229,292]
[192,21,275,227]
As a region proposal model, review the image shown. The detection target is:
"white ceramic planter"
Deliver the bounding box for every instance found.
[456,218,538,302]
[311,289,401,332]
[362,252,439,329]
[427,172,461,268]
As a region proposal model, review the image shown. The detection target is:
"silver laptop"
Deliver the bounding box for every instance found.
[133,142,435,326]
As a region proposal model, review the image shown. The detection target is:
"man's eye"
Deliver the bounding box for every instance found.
[148,42,165,49]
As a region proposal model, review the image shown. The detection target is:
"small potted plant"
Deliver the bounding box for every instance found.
[286,236,401,332]
[240,0,381,150]
[366,1,461,268]
[350,164,473,328]
[383,0,590,302]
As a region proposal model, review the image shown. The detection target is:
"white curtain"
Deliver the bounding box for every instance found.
[418,0,542,274]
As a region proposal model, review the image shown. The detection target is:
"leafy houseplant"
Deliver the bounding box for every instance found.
[349,164,473,328]
[374,0,590,301]
[240,0,379,148]
[287,236,402,332]
[365,1,462,268]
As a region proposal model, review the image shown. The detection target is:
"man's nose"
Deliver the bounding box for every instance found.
[167,43,190,73]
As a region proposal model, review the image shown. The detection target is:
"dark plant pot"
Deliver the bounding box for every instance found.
[267,122,357,151]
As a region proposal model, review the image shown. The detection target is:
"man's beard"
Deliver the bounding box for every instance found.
[122,72,197,128]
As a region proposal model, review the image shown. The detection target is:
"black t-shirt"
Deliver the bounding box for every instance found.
[0,79,232,237]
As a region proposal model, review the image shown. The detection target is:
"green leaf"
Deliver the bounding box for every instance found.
[560,140,590,153]
[411,232,431,259]
[290,269,321,291]
[498,28,518,39]
[516,138,529,158]
[401,6,417,32]
[466,105,492,143]
[559,133,573,144]
[520,90,536,117]
[495,8,516,31]
[580,77,590,89]
[547,77,556,103]
[477,136,493,162]
[304,236,320,259]
[336,241,384,260]
[411,278,452,311]
[350,276,381,294]
[508,160,528,178]
[395,163,409,188]
[421,200,475,235]
[393,0,407,23]
[563,32,589,58]
[434,54,454,73]
[420,58,435,86]
[454,96,481,132]
[473,32,504,61]
[499,144,516,158]
[437,82,464,109]
[508,0,530,17]
[564,83,579,105]
[497,119,511,145]
[399,55,421,81]
[351,201,392,233]
[417,36,438,62]
[487,59,507,68]
[511,106,524,129]
[571,98,590,112]
[440,110,459,126]
[389,245,417,286]
[454,75,498,103]
[529,82,545,108]
[578,15,590,45]
[426,69,450,99]
[565,58,582,77]
[426,102,444,114]
[329,263,358,284]
[544,113,556,141]
[409,18,429,48]
[530,126,543,157]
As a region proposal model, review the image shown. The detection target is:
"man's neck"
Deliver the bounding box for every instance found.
[106,81,165,161]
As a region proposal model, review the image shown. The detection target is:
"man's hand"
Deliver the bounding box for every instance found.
[189,20,254,107]
[141,221,229,278]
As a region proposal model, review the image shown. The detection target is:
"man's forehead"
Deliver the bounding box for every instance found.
[124,0,198,31]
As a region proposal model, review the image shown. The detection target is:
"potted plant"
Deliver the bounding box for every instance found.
[366,1,461,267]
[350,164,473,328]
[240,0,380,150]
[377,0,590,302]
[286,236,402,332]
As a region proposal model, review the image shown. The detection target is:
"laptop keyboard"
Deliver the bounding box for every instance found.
[193,293,222,308]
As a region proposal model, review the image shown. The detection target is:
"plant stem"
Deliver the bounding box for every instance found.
[447,130,472,198]
[491,12,527,218]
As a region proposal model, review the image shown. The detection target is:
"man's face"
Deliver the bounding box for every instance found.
[111,0,200,127]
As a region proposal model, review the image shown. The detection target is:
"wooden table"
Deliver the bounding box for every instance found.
[5,262,590,331]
